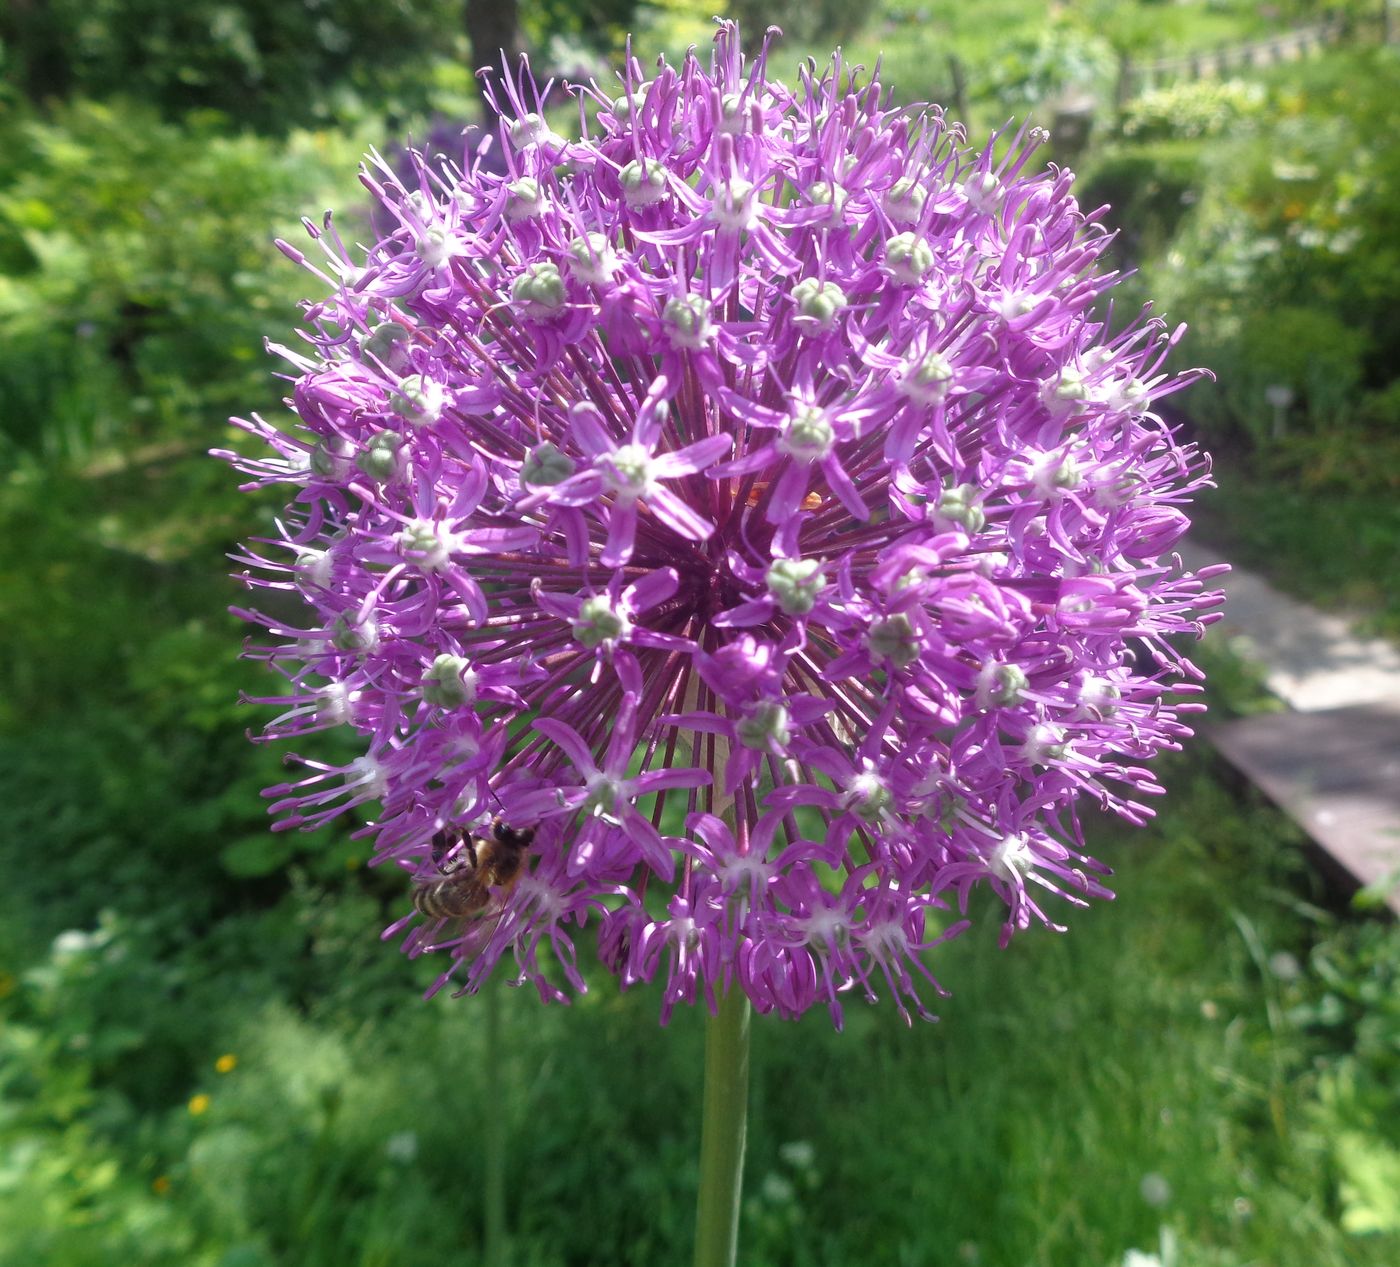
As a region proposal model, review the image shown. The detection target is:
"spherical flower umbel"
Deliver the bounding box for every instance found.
[224,23,1225,1027]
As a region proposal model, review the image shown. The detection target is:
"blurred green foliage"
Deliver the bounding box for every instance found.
[0,99,371,468]
[979,15,1117,111]
[0,0,463,130]
[1092,46,1400,633]
[1080,140,1205,274]
[1,3,1398,1265]
[1121,79,1267,142]
[1139,49,1400,439]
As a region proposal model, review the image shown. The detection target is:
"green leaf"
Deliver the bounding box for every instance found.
[219,833,294,878]
[1336,1131,1400,1234]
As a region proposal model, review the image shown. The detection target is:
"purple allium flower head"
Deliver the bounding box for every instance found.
[224,23,1225,1027]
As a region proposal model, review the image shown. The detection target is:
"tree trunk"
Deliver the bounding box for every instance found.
[2,0,73,105]
[465,0,525,122]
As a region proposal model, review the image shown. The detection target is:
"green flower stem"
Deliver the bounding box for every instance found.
[693,983,752,1267]
[484,976,508,1267]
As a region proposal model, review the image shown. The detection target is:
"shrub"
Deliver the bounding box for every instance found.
[1121,78,1266,142]
[1079,140,1204,266]
[0,0,461,131]
[0,98,366,466]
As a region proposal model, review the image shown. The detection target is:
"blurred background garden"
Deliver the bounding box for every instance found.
[2,1,1399,1263]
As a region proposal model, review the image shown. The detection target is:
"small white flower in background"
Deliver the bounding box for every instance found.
[1139,1171,1172,1208]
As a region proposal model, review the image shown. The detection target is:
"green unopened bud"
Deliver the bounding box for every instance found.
[398,520,449,571]
[1077,675,1121,718]
[1023,723,1069,766]
[583,773,624,819]
[521,441,576,487]
[567,232,615,283]
[932,792,967,835]
[867,613,920,668]
[296,546,333,589]
[767,557,825,616]
[780,406,835,463]
[718,91,746,131]
[791,278,847,332]
[359,321,413,372]
[573,595,629,649]
[310,438,353,479]
[901,351,954,404]
[415,224,456,268]
[663,294,712,347]
[982,662,1028,708]
[610,86,648,124]
[505,177,544,220]
[509,113,556,149]
[356,431,402,482]
[935,483,985,532]
[846,771,893,824]
[735,700,791,751]
[1039,453,1083,494]
[882,176,927,224]
[987,833,1033,882]
[603,443,653,500]
[711,178,755,229]
[422,654,475,708]
[963,170,1001,215]
[331,613,378,653]
[885,232,934,284]
[511,262,566,313]
[1040,368,1087,417]
[806,181,847,216]
[1112,377,1150,413]
[391,375,444,425]
[619,158,667,207]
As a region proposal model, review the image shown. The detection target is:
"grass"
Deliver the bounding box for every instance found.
[1190,460,1400,640]
[4,721,1398,1266]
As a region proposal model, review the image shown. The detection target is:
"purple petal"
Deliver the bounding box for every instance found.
[600,504,638,566]
[763,461,811,525]
[624,567,680,613]
[653,433,734,478]
[568,402,616,457]
[713,596,774,628]
[647,485,715,541]
[534,719,600,779]
[622,810,677,881]
[455,526,541,554]
[821,455,869,521]
[711,444,778,479]
[633,767,713,795]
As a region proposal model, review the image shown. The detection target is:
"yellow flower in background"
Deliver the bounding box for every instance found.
[152,1175,172,1195]
[188,1093,211,1116]
[215,1053,237,1074]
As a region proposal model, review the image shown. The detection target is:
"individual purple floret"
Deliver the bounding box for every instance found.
[223,22,1225,1027]
[369,116,508,240]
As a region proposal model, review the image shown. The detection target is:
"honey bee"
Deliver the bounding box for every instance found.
[412,817,536,920]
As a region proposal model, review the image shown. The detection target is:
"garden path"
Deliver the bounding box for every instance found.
[1181,542,1400,914]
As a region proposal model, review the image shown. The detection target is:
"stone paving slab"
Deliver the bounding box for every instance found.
[1180,542,1400,712]
[1181,540,1400,910]
[1210,703,1400,915]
